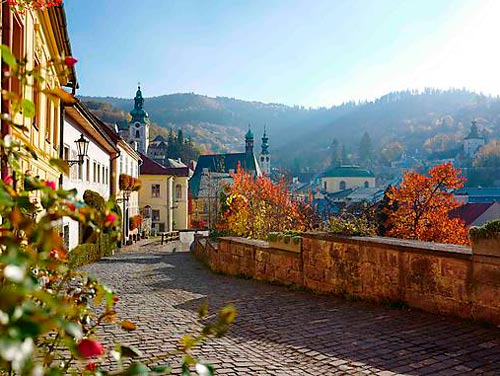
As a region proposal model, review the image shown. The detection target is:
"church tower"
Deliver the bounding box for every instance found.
[259,126,270,175]
[464,120,485,159]
[245,125,254,154]
[128,84,150,154]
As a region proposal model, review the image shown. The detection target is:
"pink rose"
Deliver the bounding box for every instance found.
[3,175,13,186]
[64,56,78,67]
[77,338,104,359]
[45,180,56,190]
[104,213,117,226]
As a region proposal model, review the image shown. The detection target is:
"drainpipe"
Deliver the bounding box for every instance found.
[110,151,120,197]
[1,2,11,180]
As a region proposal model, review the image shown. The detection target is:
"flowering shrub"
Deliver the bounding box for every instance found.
[0,45,236,375]
[119,173,142,192]
[8,0,63,12]
[129,214,143,231]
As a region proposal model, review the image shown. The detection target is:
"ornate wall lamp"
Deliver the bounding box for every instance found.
[66,134,89,167]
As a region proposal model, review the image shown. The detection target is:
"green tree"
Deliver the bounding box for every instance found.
[358,131,372,166]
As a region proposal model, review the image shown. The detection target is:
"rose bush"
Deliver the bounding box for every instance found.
[0,44,236,375]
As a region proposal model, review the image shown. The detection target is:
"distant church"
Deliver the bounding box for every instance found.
[463,120,485,159]
[189,126,271,227]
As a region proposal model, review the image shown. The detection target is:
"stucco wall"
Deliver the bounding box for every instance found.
[320,176,376,193]
[62,119,112,250]
[193,233,500,325]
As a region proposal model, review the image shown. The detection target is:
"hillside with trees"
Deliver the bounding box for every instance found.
[81,89,500,173]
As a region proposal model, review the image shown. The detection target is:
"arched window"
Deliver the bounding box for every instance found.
[339,181,346,190]
[261,156,264,162]
[364,181,369,188]
[175,184,182,200]
[135,130,140,138]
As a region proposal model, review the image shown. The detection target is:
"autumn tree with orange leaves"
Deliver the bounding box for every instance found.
[217,165,311,239]
[386,163,469,245]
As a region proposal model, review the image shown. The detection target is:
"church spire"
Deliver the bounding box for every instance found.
[134,83,144,110]
[261,125,269,155]
[245,125,254,154]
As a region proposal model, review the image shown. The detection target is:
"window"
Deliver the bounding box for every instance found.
[78,160,83,180]
[143,205,152,218]
[97,165,101,183]
[52,105,59,147]
[340,181,346,190]
[261,156,264,162]
[364,181,369,188]
[45,100,52,142]
[33,58,41,129]
[102,166,105,184]
[151,184,160,198]
[12,16,24,97]
[152,209,160,222]
[175,184,182,200]
[119,156,123,174]
[135,130,140,138]
[63,146,69,162]
[86,159,90,181]
[323,181,327,191]
[93,162,97,182]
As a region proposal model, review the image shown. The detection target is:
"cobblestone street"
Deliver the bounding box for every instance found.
[83,240,500,375]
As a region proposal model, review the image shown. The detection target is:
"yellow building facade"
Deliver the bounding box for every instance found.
[1,5,76,182]
[139,155,189,233]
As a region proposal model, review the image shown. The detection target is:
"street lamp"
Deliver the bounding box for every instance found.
[66,134,89,167]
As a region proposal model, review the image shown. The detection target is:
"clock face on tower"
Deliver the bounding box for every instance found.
[135,122,140,128]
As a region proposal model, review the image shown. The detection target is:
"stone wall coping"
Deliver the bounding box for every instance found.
[301,232,472,259]
[220,236,270,248]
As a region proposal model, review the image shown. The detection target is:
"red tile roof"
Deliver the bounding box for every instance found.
[450,203,493,226]
[140,154,189,177]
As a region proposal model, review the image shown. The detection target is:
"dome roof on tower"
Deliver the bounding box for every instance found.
[245,128,254,139]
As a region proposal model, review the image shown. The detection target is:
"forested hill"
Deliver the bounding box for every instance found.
[81,89,500,172]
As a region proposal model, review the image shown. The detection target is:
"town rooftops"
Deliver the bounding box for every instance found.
[321,165,375,178]
[140,154,189,177]
[455,187,500,203]
[450,202,500,226]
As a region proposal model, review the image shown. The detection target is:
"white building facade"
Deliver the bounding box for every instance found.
[61,103,118,250]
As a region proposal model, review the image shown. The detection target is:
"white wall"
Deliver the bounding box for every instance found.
[62,119,112,250]
[117,143,141,241]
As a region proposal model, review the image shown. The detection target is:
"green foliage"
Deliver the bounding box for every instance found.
[469,220,500,240]
[83,189,106,211]
[322,215,377,236]
[68,233,116,267]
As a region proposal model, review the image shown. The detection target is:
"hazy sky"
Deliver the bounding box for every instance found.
[65,0,500,107]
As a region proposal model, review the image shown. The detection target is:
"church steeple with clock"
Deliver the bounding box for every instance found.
[127,84,150,154]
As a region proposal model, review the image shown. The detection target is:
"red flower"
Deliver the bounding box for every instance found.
[67,203,76,211]
[45,180,56,190]
[85,362,98,371]
[64,56,78,67]
[77,338,104,359]
[3,175,13,186]
[104,213,117,226]
[113,295,119,303]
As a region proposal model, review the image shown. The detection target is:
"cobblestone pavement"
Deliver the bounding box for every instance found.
[84,240,500,375]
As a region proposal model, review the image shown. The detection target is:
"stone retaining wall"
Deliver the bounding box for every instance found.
[192,233,500,325]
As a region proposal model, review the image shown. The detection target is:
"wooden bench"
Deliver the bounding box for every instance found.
[160,231,180,245]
